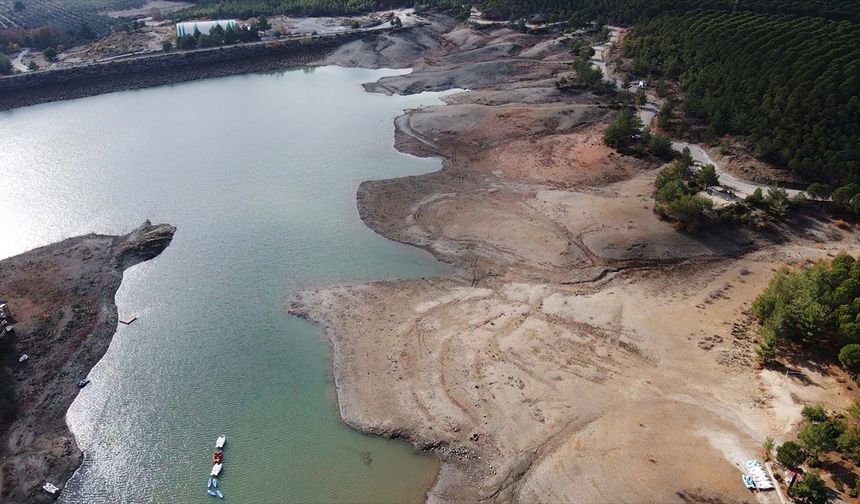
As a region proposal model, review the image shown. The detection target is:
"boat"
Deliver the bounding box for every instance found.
[207,489,218,497]
[212,478,218,488]
[207,477,214,489]
[743,474,756,490]
[215,489,224,499]
[213,450,223,463]
[76,378,90,388]
[215,435,226,449]
[211,463,222,477]
[42,482,60,495]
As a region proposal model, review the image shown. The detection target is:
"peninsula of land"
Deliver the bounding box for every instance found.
[0,221,175,503]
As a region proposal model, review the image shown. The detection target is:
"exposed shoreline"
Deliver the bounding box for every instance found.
[294,17,860,503]
[0,221,175,503]
[0,31,376,112]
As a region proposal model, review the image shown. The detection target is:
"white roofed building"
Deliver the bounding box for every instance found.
[176,20,238,38]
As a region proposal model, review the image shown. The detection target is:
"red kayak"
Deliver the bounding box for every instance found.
[212,450,223,464]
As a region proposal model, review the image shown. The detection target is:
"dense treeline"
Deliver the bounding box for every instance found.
[477,0,860,24]
[625,10,860,185]
[179,0,420,18]
[754,254,860,364]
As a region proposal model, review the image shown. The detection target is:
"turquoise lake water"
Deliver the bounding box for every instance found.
[0,66,451,503]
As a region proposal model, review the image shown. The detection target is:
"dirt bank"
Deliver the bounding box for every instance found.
[295,18,860,503]
[0,30,369,112]
[0,221,175,503]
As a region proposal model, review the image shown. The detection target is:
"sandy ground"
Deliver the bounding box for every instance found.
[294,18,860,503]
[0,222,174,503]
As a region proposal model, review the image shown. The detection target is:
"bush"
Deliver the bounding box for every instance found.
[162,41,173,51]
[746,187,765,206]
[776,440,807,468]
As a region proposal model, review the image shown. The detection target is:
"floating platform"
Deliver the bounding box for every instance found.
[118,316,138,325]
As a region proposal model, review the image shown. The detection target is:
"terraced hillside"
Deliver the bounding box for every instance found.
[0,0,144,34]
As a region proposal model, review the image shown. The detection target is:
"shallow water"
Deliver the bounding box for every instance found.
[0,66,451,503]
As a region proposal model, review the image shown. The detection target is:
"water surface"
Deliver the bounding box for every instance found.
[0,66,450,503]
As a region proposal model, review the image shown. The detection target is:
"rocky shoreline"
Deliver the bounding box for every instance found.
[0,221,175,503]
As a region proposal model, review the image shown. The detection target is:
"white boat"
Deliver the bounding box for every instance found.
[215,435,226,449]
[211,463,222,477]
[42,482,59,495]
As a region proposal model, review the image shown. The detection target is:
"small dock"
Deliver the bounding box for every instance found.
[118,316,137,325]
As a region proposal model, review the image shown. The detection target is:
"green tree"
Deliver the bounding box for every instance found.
[255,16,272,31]
[833,184,860,206]
[13,1,24,12]
[765,186,790,216]
[162,41,173,51]
[657,101,672,128]
[649,134,671,158]
[790,470,829,504]
[850,195,860,215]
[696,164,719,189]
[776,440,806,468]
[0,53,11,75]
[665,194,712,227]
[746,187,764,206]
[603,108,643,149]
[43,47,57,61]
[839,344,860,373]
[79,23,96,40]
[801,404,828,423]
[635,88,646,106]
[838,424,860,464]
[807,183,832,200]
[798,421,838,462]
[677,146,693,170]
